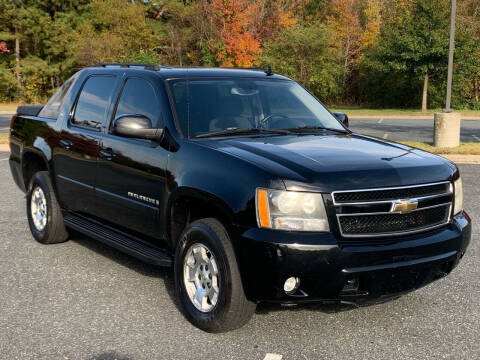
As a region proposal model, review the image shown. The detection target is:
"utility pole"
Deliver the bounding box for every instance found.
[434,0,460,148]
[445,0,456,112]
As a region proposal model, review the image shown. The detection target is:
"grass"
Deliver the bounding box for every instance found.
[0,103,22,113]
[401,141,480,155]
[0,133,8,144]
[330,107,480,117]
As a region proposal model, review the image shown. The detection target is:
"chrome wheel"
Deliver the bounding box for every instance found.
[183,243,220,313]
[31,186,47,231]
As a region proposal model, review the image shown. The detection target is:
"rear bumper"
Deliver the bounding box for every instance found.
[237,211,471,304]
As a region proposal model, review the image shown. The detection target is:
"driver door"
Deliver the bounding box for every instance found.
[94,76,169,241]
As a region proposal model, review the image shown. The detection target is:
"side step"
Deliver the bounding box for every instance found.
[64,214,172,267]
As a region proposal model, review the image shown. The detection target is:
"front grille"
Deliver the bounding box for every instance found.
[332,182,453,240]
[339,204,450,236]
[333,182,450,204]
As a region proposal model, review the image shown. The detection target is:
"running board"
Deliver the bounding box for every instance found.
[64,214,172,267]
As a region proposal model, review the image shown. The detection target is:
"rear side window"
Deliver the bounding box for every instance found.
[73,76,116,129]
[38,78,74,119]
[114,78,161,128]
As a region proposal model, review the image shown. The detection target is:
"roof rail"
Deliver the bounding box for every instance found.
[226,66,274,76]
[92,63,163,71]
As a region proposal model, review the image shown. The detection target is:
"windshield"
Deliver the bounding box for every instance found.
[167,78,345,138]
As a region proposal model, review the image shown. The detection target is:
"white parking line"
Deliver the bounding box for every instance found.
[0,158,9,161]
[264,354,283,360]
[378,118,383,124]
[473,135,480,142]
[383,133,389,139]
[0,127,9,131]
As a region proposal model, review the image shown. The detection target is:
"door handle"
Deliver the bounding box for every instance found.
[59,139,72,150]
[99,149,116,161]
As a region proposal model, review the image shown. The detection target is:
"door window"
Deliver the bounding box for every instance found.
[73,76,117,129]
[113,78,161,128]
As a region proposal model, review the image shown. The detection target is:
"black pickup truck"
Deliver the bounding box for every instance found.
[8,63,471,332]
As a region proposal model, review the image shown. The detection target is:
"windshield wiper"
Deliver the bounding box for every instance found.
[195,127,292,138]
[283,125,349,134]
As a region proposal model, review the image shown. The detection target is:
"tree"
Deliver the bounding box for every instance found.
[327,0,362,78]
[205,0,261,67]
[260,23,344,102]
[0,0,478,109]
[360,0,382,49]
[456,0,480,107]
[363,0,450,111]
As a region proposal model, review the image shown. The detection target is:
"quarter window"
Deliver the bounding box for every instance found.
[114,78,161,128]
[73,76,117,129]
[38,77,74,119]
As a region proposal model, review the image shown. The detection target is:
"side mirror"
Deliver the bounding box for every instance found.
[113,114,163,141]
[333,112,349,128]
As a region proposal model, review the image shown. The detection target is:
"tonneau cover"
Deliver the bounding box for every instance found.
[16,105,44,117]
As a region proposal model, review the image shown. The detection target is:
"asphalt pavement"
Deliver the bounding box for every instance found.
[349,118,480,143]
[0,153,479,360]
[0,114,11,132]
[2,113,480,144]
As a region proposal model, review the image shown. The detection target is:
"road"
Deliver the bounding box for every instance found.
[0,114,11,132]
[0,153,478,360]
[2,113,479,143]
[349,118,480,143]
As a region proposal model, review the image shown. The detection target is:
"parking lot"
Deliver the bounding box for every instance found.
[0,153,478,360]
[349,118,480,143]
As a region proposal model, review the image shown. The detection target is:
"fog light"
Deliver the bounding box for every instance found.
[284,277,300,294]
[341,278,359,293]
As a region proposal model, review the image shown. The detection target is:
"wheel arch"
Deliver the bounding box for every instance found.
[167,187,236,250]
[21,148,51,191]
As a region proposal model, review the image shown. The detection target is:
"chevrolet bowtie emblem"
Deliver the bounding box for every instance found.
[392,199,418,214]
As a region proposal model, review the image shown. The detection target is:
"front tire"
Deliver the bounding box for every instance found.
[174,218,256,332]
[26,171,69,244]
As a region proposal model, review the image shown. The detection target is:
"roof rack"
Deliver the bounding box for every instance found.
[228,66,274,75]
[92,63,163,71]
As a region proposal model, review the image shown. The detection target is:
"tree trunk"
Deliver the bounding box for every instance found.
[475,78,479,102]
[421,72,429,113]
[15,32,23,98]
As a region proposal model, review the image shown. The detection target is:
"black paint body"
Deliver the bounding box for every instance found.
[9,67,472,304]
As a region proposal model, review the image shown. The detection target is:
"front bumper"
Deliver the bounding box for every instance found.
[236,211,471,304]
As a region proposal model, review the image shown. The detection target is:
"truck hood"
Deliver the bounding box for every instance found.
[201,133,456,191]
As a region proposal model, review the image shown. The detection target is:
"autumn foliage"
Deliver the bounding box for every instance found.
[206,0,298,67]
[0,0,479,109]
[0,42,8,53]
[208,0,261,67]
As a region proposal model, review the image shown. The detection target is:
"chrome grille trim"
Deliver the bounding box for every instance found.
[332,182,453,238]
[332,181,452,205]
[333,191,452,207]
[337,202,451,218]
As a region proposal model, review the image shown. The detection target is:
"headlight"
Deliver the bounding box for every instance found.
[453,177,463,214]
[256,188,330,232]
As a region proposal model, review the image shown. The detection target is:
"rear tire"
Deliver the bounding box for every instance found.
[26,171,69,244]
[174,218,256,332]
